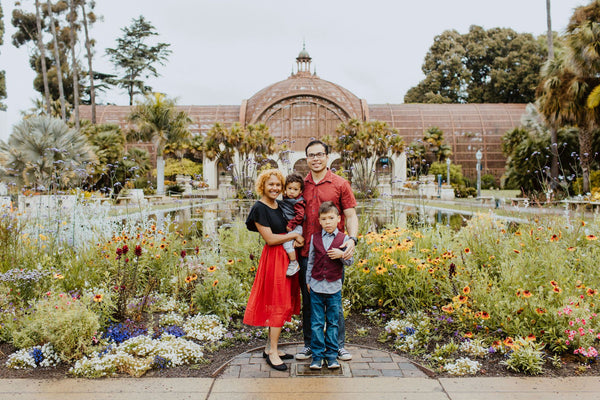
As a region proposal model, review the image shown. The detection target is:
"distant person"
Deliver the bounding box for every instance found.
[295,140,358,362]
[278,172,306,276]
[244,169,303,371]
[306,201,353,369]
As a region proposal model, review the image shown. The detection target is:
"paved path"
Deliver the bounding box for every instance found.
[1,345,599,399]
[0,376,598,399]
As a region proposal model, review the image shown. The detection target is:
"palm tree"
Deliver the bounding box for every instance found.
[564,1,600,193]
[0,116,96,190]
[67,0,80,129]
[201,122,276,196]
[545,0,559,188]
[128,93,191,194]
[80,0,97,123]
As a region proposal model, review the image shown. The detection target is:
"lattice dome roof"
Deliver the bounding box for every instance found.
[244,74,364,124]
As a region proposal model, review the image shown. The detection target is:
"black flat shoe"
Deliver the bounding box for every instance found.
[266,354,288,371]
[263,351,293,360]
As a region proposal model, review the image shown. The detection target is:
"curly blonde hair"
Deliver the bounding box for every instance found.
[255,169,285,197]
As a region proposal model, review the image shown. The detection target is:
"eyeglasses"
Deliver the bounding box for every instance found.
[306,152,326,159]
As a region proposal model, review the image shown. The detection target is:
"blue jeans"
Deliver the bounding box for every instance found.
[309,289,341,362]
[299,255,346,348]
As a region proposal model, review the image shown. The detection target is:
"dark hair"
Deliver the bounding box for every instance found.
[285,172,304,191]
[305,140,330,156]
[318,201,339,216]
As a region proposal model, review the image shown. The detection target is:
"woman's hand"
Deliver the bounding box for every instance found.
[293,234,304,247]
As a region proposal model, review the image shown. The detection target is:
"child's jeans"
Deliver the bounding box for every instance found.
[282,225,302,254]
[309,289,341,362]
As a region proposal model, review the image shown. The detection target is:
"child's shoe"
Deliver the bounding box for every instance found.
[309,358,323,370]
[286,260,300,276]
[327,358,340,369]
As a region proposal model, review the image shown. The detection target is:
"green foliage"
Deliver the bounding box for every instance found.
[481,174,497,190]
[573,170,600,195]
[405,26,544,103]
[0,1,5,110]
[328,119,404,197]
[11,292,100,361]
[106,16,171,105]
[164,158,202,179]
[500,338,545,375]
[428,161,465,187]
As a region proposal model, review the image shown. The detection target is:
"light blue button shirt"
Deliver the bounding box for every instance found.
[306,228,353,294]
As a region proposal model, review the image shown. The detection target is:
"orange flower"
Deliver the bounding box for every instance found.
[212,279,219,287]
[397,264,406,269]
[550,234,559,242]
[587,288,597,296]
[480,311,490,320]
[53,273,64,279]
[463,286,471,294]
[190,274,198,281]
[553,286,562,293]
[207,265,217,273]
[442,304,455,313]
[586,235,597,241]
[227,259,235,265]
[93,294,103,302]
[464,332,473,338]
[567,247,576,252]
[458,295,468,304]
[550,280,558,287]
[522,290,532,298]
[464,248,471,254]
[503,337,515,347]
[513,249,520,254]
[185,276,193,283]
[160,243,166,249]
[362,267,370,274]
[514,231,522,236]
[515,289,521,297]
[535,307,546,315]
[526,334,536,342]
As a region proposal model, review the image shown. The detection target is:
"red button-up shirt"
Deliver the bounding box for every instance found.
[300,169,357,257]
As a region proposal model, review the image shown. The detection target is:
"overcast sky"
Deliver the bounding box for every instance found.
[0,0,586,141]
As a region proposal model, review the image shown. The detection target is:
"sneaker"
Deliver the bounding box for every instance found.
[327,359,340,369]
[337,348,352,361]
[295,346,312,360]
[309,358,323,370]
[286,260,300,276]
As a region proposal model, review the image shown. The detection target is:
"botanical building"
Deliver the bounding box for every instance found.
[80,46,526,191]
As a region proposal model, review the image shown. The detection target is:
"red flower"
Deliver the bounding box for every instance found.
[181,250,187,258]
[122,245,129,254]
[135,245,142,257]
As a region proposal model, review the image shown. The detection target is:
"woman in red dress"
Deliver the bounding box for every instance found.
[244,169,302,371]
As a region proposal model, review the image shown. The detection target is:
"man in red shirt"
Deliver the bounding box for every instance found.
[294,140,359,362]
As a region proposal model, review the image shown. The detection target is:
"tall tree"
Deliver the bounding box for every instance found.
[67,0,79,129]
[34,1,51,113]
[0,0,6,110]
[80,0,96,123]
[405,26,545,104]
[106,16,171,105]
[328,119,404,197]
[46,0,66,120]
[128,93,191,194]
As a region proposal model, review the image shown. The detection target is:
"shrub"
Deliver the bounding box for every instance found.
[500,338,545,375]
[11,292,100,360]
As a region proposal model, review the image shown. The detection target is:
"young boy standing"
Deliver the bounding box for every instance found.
[306,201,353,369]
[278,173,306,276]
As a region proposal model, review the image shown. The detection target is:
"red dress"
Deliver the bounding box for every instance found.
[243,201,301,327]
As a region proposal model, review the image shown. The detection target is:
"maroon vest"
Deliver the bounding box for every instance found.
[311,231,346,282]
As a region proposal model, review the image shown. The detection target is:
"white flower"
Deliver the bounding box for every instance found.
[183,314,227,342]
[443,357,481,375]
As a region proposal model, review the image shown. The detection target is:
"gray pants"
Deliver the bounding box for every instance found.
[282,225,302,254]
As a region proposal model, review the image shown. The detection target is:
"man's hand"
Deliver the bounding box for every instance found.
[340,239,355,260]
[327,247,344,260]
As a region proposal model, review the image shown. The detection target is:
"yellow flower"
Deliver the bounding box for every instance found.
[362,267,370,274]
[53,273,64,279]
[212,279,219,287]
[93,294,103,302]
[208,265,217,273]
[376,265,387,275]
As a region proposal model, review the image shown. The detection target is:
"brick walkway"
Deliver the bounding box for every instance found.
[217,344,429,379]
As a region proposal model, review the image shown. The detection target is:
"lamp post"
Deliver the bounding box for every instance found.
[476,149,482,198]
[446,158,451,186]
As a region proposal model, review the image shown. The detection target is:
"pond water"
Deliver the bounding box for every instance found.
[153,199,472,237]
